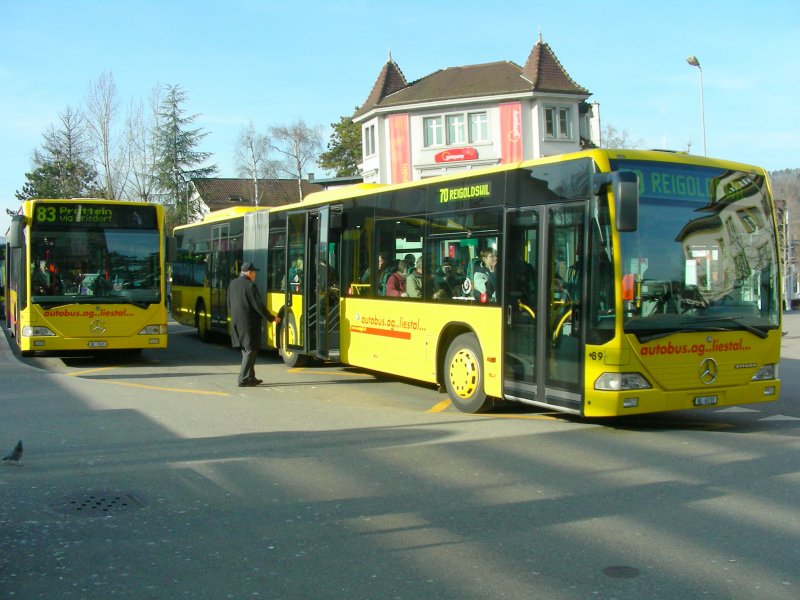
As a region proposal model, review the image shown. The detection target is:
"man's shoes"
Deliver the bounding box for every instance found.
[249,378,263,385]
[237,378,262,387]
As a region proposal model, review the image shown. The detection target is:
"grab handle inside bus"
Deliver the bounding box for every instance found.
[593,171,639,232]
[7,215,25,249]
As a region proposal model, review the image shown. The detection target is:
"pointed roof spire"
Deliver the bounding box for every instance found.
[355,56,409,118]
[522,33,588,94]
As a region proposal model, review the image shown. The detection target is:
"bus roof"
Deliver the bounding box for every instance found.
[284,148,768,212]
[174,205,268,229]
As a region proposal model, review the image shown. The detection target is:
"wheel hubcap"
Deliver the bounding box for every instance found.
[449,348,478,398]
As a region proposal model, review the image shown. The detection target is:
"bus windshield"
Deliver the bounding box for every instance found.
[612,160,780,340]
[30,228,162,307]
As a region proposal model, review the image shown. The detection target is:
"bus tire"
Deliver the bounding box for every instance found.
[196,299,210,342]
[278,313,308,368]
[444,332,491,413]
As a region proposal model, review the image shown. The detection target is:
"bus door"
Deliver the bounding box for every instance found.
[284,206,340,361]
[210,223,231,332]
[503,203,584,414]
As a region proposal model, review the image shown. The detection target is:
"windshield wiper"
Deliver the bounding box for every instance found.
[636,317,769,343]
[690,316,769,339]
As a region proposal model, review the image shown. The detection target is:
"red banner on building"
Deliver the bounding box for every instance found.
[499,102,522,163]
[389,114,411,183]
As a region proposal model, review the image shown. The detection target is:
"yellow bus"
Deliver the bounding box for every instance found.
[175,149,782,417]
[171,206,271,341]
[4,198,175,355]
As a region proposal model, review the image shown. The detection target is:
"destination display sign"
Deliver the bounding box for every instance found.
[609,160,716,202]
[610,160,764,205]
[437,182,493,204]
[32,203,158,229]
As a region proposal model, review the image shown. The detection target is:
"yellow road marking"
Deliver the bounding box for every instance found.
[66,367,229,396]
[67,367,116,376]
[92,379,230,396]
[427,399,452,413]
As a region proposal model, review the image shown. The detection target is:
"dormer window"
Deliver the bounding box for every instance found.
[544,106,572,139]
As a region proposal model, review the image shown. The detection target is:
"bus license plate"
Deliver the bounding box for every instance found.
[88,341,108,348]
[694,395,718,406]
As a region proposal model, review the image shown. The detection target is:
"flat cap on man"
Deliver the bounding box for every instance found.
[241,262,258,273]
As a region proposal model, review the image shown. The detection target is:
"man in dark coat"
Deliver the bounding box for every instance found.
[227,262,279,387]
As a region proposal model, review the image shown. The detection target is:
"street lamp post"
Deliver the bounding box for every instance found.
[686,55,707,155]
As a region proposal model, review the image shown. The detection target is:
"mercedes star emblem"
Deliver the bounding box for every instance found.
[698,357,718,385]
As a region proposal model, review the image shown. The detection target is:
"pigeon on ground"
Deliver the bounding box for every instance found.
[3,440,23,464]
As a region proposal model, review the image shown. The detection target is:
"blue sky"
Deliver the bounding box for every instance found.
[2,0,799,234]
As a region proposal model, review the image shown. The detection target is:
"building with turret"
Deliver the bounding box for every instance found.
[354,34,599,184]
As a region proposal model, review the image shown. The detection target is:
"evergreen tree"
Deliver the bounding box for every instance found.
[154,84,216,225]
[15,106,100,201]
[318,114,362,176]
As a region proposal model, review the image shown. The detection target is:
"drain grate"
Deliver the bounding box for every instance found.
[52,491,147,516]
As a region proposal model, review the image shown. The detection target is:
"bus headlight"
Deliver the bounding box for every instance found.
[21,326,56,337]
[595,372,652,391]
[751,363,777,381]
[138,324,167,335]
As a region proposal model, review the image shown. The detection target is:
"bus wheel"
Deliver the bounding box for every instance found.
[196,300,210,342]
[279,313,308,368]
[444,333,491,413]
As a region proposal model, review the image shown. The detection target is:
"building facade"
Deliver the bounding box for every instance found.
[354,34,600,185]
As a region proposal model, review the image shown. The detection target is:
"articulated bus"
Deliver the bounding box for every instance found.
[4,198,174,355]
[171,206,269,342]
[173,149,781,417]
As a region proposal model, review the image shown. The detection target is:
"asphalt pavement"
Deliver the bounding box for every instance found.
[1,315,799,599]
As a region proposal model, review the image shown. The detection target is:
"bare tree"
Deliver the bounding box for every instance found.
[269,119,323,200]
[85,71,128,199]
[125,85,163,203]
[38,105,91,165]
[600,124,643,149]
[235,122,278,205]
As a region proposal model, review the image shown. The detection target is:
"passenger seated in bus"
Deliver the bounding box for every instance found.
[360,253,387,284]
[288,257,303,292]
[432,257,456,300]
[473,249,498,303]
[385,259,409,297]
[406,257,423,298]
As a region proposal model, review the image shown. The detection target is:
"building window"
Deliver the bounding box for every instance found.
[364,124,376,157]
[468,112,489,143]
[424,111,488,148]
[424,117,444,147]
[446,114,466,145]
[545,106,572,139]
